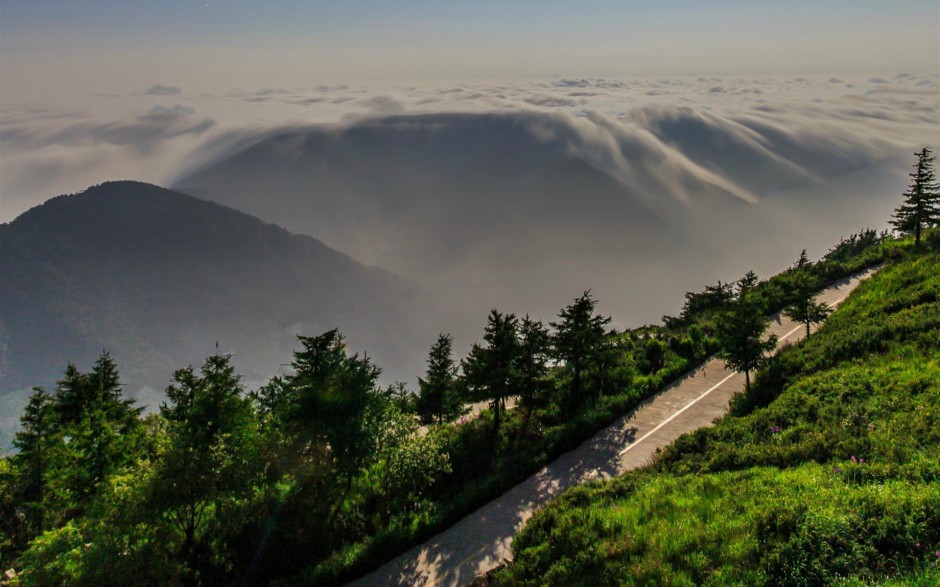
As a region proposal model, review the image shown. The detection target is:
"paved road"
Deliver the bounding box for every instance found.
[347,267,878,587]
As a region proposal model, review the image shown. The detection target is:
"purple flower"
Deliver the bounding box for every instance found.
[833,467,842,473]
[868,423,875,431]
[850,456,857,463]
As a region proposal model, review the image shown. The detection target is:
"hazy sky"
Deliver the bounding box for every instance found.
[2,1,939,98]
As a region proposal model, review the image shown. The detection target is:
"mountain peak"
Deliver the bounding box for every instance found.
[0,182,435,395]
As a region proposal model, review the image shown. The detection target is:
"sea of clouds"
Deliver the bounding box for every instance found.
[2,73,937,220]
[2,73,938,337]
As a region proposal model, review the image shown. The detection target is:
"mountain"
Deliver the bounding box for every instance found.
[172,110,900,328]
[173,113,672,279]
[0,181,437,399]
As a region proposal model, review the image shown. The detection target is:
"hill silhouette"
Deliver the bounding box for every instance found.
[0,181,436,398]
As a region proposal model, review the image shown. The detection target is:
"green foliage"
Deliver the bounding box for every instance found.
[416,334,464,425]
[5,353,144,560]
[10,389,55,534]
[462,310,521,441]
[638,337,667,375]
[496,251,940,587]
[497,466,940,587]
[372,422,452,520]
[780,250,832,337]
[551,291,613,410]
[3,221,905,585]
[715,274,778,389]
[515,316,552,430]
[0,458,22,565]
[891,148,940,247]
[151,354,260,581]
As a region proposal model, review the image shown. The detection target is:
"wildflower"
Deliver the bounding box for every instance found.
[832,467,842,473]
[850,456,857,463]
[868,423,875,431]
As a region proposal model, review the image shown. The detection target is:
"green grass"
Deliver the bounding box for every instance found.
[494,252,940,586]
[502,467,939,586]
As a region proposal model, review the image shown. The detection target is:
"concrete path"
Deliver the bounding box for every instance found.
[347,267,878,587]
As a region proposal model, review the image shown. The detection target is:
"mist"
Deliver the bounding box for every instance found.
[2,74,937,366]
[168,90,934,355]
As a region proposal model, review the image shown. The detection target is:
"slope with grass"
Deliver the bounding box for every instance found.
[493,250,940,586]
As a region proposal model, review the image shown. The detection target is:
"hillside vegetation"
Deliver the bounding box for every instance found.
[2,165,935,585]
[493,247,940,586]
[0,226,908,586]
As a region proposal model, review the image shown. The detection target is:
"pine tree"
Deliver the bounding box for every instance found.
[783,262,831,337]
[716,274,778,390]
[516,316,551,435]
[462,310,519,443]
[52,352,141,428]
[89,352,141,426]
[891,147,940,247]
[285,330,382,480]
[44,354,143,514]
[51,363,90,426]
[417,334,464,425]
[792,249,811,273]
[551,292,611,411]
[12,388,56,532]
[154,354,257,576]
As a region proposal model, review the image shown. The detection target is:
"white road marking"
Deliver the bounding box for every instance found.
[778,323,804,343]
[617,291,852,458]
[618,371,736,456]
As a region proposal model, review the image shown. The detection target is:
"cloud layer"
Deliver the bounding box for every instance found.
[167,73,937,346]
[2,74,937,343]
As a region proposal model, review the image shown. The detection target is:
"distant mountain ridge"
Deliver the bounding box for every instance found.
[0,181,436,398]
[172,110,900,329]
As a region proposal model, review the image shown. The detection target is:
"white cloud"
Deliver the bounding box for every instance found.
[145,84,182,96]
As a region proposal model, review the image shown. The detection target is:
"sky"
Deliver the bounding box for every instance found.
[0,0,938,221]
[2,1,939,95]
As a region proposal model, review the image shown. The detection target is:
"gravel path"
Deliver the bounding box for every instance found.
[347,267,878,587]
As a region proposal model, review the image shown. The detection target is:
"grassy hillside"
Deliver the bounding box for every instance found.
[494,250,940,586]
